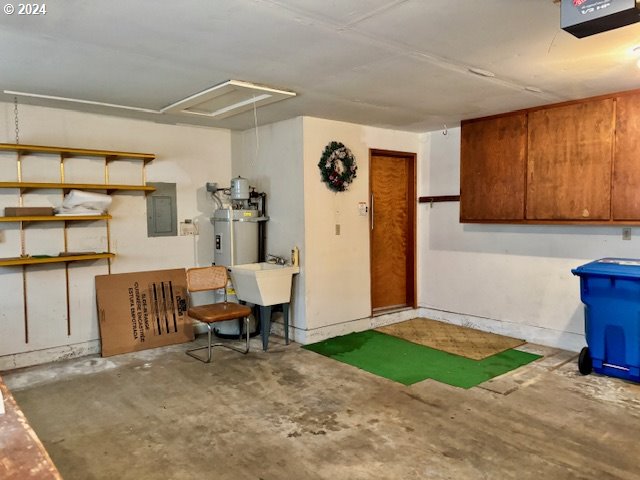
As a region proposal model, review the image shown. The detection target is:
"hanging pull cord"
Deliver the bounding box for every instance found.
[14,96,20,144]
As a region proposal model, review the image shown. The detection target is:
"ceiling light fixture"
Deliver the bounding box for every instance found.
[629,46,640,68]
[468,67,496,78]
[161,80,296,119]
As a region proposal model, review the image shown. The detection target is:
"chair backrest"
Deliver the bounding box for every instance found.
[186,266,228,292]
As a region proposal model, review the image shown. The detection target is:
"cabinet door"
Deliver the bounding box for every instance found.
[460,113,527,221]
[526,99,614,220]
[612,93,640,220]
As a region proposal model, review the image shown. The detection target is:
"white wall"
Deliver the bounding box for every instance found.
[233,116,422,340]
[232,117,306,332]
[301,117,421,334]
[420,126,640,351]
[0,103,231,367]
[6,104,606,364]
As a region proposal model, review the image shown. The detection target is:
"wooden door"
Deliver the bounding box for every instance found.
[460,113,528,221]
[370,150,416,313]
[526,99,614,220]
[613,93,640,220]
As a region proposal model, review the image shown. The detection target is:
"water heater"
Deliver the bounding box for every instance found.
[213,208,265,266]
[206,178,268,337]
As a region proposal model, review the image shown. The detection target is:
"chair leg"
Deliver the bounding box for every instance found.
[243,317,250,353]
[186,323,214,363]
[222,316,250,354]
[186,319,250,363]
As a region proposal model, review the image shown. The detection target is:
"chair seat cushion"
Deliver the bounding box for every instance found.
[188,302,252,323]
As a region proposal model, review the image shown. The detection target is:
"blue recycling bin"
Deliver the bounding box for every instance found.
[572,258,640,383]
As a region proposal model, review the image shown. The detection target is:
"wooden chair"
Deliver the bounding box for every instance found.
[185,266,252,363]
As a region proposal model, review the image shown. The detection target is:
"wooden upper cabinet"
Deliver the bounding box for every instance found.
[460,113,527,221]
[526,99,614,220]
[613,93,640,220]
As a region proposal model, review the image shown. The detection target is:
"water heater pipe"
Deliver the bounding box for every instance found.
[211,191,223,210]
[227,204,235,266]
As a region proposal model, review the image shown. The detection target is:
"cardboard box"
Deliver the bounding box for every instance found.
[95,268,194,357]
[4,207,54,216]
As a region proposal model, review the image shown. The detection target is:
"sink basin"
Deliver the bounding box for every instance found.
[229,262,299,306]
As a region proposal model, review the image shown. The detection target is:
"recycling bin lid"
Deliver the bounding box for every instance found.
[572,257,640,277]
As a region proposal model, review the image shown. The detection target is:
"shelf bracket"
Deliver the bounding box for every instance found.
[22,265,28,344]
[419,195,461,207]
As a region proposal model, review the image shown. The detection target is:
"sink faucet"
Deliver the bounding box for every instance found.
[267,254,287,265]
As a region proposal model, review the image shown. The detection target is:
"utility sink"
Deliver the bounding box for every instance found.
[229,262,299,306]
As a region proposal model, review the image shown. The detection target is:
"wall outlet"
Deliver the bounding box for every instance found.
[623,227,632,240]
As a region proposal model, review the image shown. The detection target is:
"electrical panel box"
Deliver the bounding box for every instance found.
[147,182,177,237]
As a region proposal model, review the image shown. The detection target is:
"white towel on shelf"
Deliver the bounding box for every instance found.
[55,189,112,215]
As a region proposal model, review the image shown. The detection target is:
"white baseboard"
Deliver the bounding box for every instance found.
[272,308,422,344]
[273,306,584,352]
[0,308,584,371]
[418,307,584,353]
[0,340,101,372]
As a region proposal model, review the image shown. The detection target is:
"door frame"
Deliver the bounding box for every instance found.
[369,148,417,314]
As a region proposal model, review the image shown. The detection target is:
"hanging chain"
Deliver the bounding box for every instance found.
[14,96,20,144]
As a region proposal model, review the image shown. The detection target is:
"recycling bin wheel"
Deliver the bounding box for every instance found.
[578,347,593,375]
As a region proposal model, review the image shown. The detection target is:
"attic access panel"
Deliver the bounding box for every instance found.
[161,80,296,119]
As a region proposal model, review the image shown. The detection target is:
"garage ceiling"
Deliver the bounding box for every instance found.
[1,0,640,132]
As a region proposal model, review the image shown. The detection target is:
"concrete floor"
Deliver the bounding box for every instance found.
[3,336,640,480]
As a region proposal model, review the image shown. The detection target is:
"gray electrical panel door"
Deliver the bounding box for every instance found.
[147,182,177,237]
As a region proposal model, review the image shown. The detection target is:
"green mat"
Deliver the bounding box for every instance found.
[303,330,541,388]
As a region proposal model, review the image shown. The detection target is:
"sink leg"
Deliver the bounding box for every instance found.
[282,302,290,345]
[260,305,272,351]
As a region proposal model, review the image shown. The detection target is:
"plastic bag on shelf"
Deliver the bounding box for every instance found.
[55,189,112,215]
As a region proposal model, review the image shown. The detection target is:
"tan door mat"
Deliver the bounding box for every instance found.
[375,317,525,360]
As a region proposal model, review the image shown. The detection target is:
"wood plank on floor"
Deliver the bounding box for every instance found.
[0,376,62,480]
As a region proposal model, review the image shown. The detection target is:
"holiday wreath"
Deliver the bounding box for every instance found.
[318,141,357,192]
